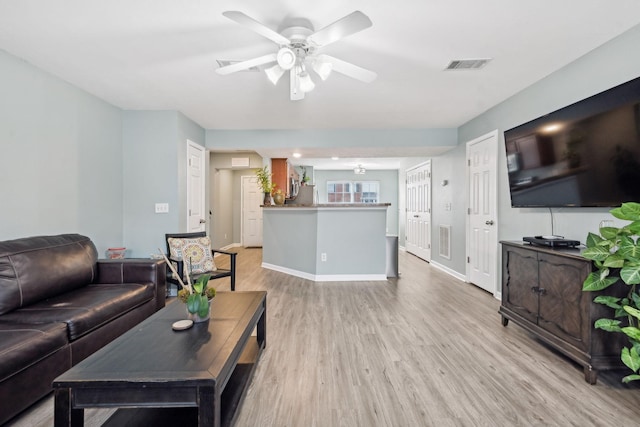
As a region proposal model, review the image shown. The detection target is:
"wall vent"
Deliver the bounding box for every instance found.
[216,60,261,72]
[439,225,451,259]
[445,58,491,70]
[231,157,250,168]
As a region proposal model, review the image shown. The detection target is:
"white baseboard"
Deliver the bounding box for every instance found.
[261,263,387,282]
[429,260,467,282]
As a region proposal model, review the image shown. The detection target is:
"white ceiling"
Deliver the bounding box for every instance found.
[2,1,640,168]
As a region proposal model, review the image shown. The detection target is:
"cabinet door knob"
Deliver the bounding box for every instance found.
[485,220,494,225]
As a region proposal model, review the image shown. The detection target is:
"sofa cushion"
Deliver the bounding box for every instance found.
[0,282,154,341]
[0,234,98,315]
[0,322,69,383]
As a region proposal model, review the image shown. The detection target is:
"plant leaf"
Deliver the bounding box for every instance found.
[632,292,640,308]
[593,295,621,309]
[197,295,210,317]
[594,318,622,332]
[602,253,625,268]
[618,238,640,261]
[599,226,620,240]
[621,326,640,342]
[582,271,619,291]
[585,232,604,248]
[186,293,200,314]
[621,346,640,372]
[622,374,640,383]
[621,265,640,285]
[624,305,640,322]
[582,245,611,261]
[627,220,640,235]
[611,202,640,221]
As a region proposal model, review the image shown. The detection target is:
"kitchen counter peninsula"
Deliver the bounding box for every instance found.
[261,204,391,281]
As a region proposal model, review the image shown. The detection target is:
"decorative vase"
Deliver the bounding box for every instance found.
[273,192,285,205]
[263,192,272,205]
[186,300,212,323]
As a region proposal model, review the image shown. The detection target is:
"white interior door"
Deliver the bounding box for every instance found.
[187,140,206,233]
[466,130,498,295]
[242,175,263,247]
[405,161,431,261]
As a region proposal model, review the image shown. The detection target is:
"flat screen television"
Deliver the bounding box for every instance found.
[504,75,640,207]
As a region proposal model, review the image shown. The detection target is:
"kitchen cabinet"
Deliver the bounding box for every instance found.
[271,158,299,197]
[500,241,626,384]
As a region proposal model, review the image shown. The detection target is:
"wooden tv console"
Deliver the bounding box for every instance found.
[500,241,626,384]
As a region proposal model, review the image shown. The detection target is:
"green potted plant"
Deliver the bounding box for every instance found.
[300,166,310,185]
[178,273,216,321]
[158,250,216,322]
[255,166,275,205]
[582,202,640,382]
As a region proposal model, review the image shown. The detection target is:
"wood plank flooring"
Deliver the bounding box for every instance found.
[7,248,640,426]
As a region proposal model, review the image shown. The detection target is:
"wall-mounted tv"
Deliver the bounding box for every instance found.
[504,76,640,207]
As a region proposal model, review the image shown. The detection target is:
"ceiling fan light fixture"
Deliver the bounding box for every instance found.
[276,47,296,70]
[298,71,315,92]
[312,58,333,81]
[265,64,285,84]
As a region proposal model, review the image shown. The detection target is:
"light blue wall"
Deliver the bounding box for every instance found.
[438,24,640,275]
[315,208,386,276]
[313,169,399,235]
[262,207,386,277]
[263,209,318,273]
[122,111,205,258]
[0,50,123,255]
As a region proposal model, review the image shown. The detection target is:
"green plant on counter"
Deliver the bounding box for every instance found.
[300,166,310,184]
[255,166,275,194]
[582,202,640,382]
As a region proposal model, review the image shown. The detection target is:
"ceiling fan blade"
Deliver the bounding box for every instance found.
[321,55,377,83]
[307,11,372,47]
[290,69,305,101]
[215,53,277,75]
[222,11,291,46]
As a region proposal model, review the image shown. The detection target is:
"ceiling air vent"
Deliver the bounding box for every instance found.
[216,60,261,72]
[445,58,491,70]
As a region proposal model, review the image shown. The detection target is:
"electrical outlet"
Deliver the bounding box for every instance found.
[321,253,327,262]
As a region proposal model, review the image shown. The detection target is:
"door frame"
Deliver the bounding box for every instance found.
[465,129,499,297]
[186,140,206,232]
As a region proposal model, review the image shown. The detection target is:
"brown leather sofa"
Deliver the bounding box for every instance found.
[0,234,166,424]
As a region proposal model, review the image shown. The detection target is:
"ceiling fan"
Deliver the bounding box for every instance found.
[216,10,377,101]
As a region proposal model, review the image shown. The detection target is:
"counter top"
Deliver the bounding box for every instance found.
[261,203,391,208]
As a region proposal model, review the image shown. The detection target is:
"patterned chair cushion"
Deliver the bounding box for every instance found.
[167,236,217,280]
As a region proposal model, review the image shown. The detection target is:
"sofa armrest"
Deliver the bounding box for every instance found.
[96,259,166,311]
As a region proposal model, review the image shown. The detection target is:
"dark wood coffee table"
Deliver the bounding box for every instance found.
[53,291,266,427]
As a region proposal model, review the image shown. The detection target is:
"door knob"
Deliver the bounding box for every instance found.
[199,219,206,224]
[485,220,494,225]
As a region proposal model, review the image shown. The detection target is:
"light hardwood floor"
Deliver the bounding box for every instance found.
[7,248,640,426]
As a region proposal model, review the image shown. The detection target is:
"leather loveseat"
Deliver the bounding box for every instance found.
[0,234,166,424]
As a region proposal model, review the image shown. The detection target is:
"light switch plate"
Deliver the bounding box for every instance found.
[155,203,169,213]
